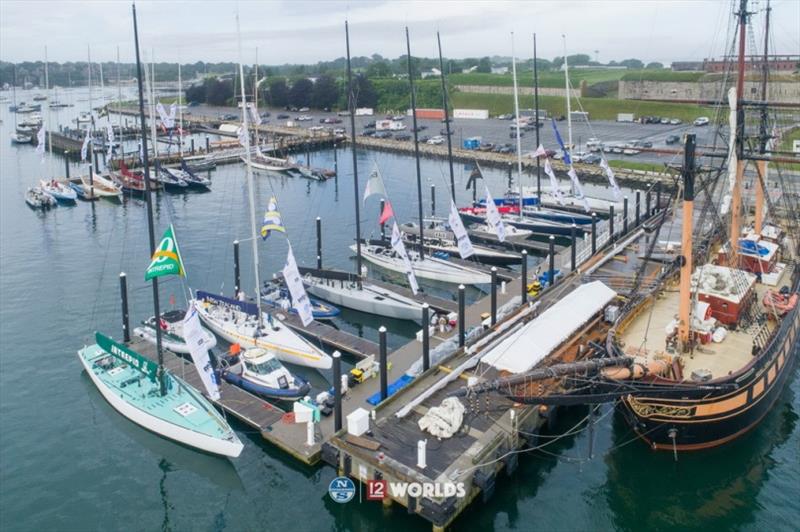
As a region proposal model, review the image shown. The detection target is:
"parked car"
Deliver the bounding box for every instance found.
[665,134,680,145]
[395,133,411,141]
[439,129,452,136]
[392,115,405,121]
[333,128,346,135]
[221,113,238,120]
[277,113,290,119]
[669,118,681,125]
[419,135,431,143]
[426,135,445,145]
[693,116,710,126]
[362,129,376,137]
[498,146,513,154]
[641,141,653,148]
[364,121,376,128]
[337,110,351,116]
[298,107,310,112]
[510,130,524,139]
[296,115,313,121]
[375,131,393,139]
[260,111,271,118]
[660,117,670,124]
[582,154,602,164]
[478,142,495,151]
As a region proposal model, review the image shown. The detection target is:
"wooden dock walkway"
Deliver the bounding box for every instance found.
[278,312,380,360]
[368,278,459,314]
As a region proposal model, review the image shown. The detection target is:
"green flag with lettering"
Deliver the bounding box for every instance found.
[145,224,186,281]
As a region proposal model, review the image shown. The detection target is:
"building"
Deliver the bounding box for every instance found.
[702,55,798,73]
[671,61,704,71]
[490,66,509,75]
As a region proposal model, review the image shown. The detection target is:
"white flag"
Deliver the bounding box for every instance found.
[282,244,314,326]
[36,127,45,157]
[363,167,386,203]
[391,222,419,294]
[567,166,591,212]
[81,131,91,162]
[484,187,506,243]
[599,158,622,200]
[183,307,221,401]
[237,125,249,147]
[156,102,174,128]
[248,103,262,125]
[544,158,565,206]
[532,144,547,158]
[448,200,474,259]
[106,124,115,158]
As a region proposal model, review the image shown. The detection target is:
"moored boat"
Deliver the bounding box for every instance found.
[217,347,311,401]
[40,179,77,202]
[133,309,218,355]
[25,187,57,209]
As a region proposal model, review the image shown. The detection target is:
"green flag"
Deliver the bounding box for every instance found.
[95,332,159,383]
[145,224,185,281]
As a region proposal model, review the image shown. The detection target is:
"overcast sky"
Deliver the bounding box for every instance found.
[1,1,798,66]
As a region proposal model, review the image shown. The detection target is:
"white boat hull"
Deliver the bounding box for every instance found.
[305,277,423,321]
[352,244,492,285]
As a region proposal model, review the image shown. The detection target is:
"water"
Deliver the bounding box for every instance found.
[1,89,798,531]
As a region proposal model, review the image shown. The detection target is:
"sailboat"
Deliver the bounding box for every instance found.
[133,309,217,355]
[78,4,242,458]
[10,66,32,144]
[193,17,332,371]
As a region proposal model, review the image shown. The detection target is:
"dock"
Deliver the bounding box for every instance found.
[278,312,380,360]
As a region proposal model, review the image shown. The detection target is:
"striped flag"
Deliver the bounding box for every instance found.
[261,196,285,240]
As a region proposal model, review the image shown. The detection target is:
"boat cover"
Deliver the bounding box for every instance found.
[481,281,617,374]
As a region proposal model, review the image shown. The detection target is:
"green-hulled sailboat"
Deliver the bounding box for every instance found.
[77,4,242,459]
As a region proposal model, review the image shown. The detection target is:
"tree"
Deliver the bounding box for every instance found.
[289,78,314,107]
[354,74,378,108]
[205,77,233,106]
[366,61,392,79]
[619,58,644,69]
[476,57,492,73]
[645,61,664,69]
[267,78,289,107]
[311,75,339,109]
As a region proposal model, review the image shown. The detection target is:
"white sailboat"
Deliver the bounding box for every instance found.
[354,243,492,285]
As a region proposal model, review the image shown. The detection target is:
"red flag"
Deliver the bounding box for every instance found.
[379,201,394,225]
[120,160,133,178]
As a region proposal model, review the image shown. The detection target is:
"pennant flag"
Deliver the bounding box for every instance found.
[391,222,419,294]
[282,244,314,326]
[599,158,622,200]
[145,224,186,281]
[485,186,506,242]
[567,166,591,212]
[237,125,249,147]
[465,162,483,190]
[261,196,285,240]
[532,144,547,158]
[379,200,394,225]
[81,130,91,162]
[551,119,571,165]
[36,127,45,158]
[156,102,174,128]
[544,158,565,206]
[183,307,221,401]
[363,167,387,203]
[448,200,475,259]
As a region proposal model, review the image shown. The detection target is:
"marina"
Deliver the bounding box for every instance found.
[1,1,799,531]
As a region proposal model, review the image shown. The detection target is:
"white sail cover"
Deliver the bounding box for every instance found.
[481,281,617,373]
[283,244,314,326]
[391,222,419,294]
[484,186,506,242]
[183,307,221,400]
[544,158,565,205]
[721,87,737,215]
[448,200,475,259]
[599,158,622,200]
[567,166,591,212]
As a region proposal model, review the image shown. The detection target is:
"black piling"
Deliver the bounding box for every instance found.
[333,351,342,432]
[119,272,130,342]
[490,267,497,326]
[609,205,615,242]
[422,303,430,371]
[333,144,338,180]
[656,182,662,212]
[646,190,652,219]
[93,149,99,173]
[507,164,513,189]
[191,138,195,155]
[233,240,241,296]
[316,217,322,268]
[623,196,629,235]
[458,284,466,347]
[571,224,577,270]
[635,190,641,227]
[88,164,94,196]
[591,212,597,253]
[521,250,528,304]
[205,136,210,153]
[379,326,388,401]
[548,236,555,287]
[431,184,436,217]
[64,153,70,180]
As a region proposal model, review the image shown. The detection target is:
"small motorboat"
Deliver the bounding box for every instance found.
[133,309,218,355]
[261,280,340,320]
[74,111,92,124]
[40,179,78,202]
[25,187,57,209]
[10,132,32,144]
[217,347,311,401]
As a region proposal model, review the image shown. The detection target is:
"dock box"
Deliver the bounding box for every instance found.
[347,408,370,436]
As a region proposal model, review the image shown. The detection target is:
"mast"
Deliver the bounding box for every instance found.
[562,35,573,152]
[87,45,93,133]
[677,134,697,353]
[12,64,17,129]
[45,46,53,172]
[178,61,183,157]
[117,46,123,156]
[533,33,541,206]
[132,3,166,396]
[150,53,158,159]
[345,20,362,278]
[253,48,259,151]
[754,0,770,235]
[406,27,424,260]
[511,33,524,215]
[436,32,456,201]
[236,10,262,318]
[728,0,749,267]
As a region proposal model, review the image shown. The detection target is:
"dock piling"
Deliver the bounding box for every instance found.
[422,303,430,371]
[333,351,342,432]
[431,184,436,217]
[64,153,70,180]
[521,250,528,304]
[93,149,99,173]
[379,326,388,402]
[490,267,497,325]
[458,284,466,347]
[548,236,555,287]
[316,217,322,269]
[417,439,427,469]
[609,205,615,242]
[233,240,241,296]
[119,272,130,342]
[656,182,662,212]
[205,137,209,153]
[646,190,652,219]
[591,212,597,253]
[191,138,195,155]
[88,164,94,197]
[635,190,641,227]
[623,196,629,235]
[571,224,577,271]
[333,144,338,181]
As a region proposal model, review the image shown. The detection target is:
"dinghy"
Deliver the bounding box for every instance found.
[25,187,57,209]
[10,132,32,144]
[133,309,218,355]
[40,179,77,202]
[217,347,310,401]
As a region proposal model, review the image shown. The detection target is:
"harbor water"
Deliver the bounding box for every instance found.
[1,89,798,531]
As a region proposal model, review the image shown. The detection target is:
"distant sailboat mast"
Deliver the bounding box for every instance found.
[345,20,363,279]
[44,46,53,173]
[511,32,524,216]
[116,46,123,155]
[563,34,573,153]
[406,26,425,260]
[178,60,183,157]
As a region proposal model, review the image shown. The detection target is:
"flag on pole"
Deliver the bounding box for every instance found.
[599,158,622,200]
[448,200,475,259]
[567,166,591,212]
[531,144,548,158]
[379,200,394,225]
[465,162,483,190]
[81,130,91,162]
[248,103,262,125]
[485,186,506,242]
[261,196,285,240]
[145,224,186,281]
[390,222,419,294]
[183,307,221,401]
[544,158,565,206]
[363,167,387,203]
[282,244,314,326]
[156,102,174,128]
[551,119,572,164]
[36,127,45,158]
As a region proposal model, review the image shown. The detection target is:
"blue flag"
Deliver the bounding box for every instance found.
[551,119,571,165]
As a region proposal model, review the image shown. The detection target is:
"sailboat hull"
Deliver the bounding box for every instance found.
[353,244,492,285]
[305,277,423,321]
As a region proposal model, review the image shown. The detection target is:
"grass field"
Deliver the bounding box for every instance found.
[449,69,712,88]
[450,92,711,122]
[606,159,668,173]
[778,127,800,171]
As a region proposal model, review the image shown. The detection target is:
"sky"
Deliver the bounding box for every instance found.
[1,0,798,66]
